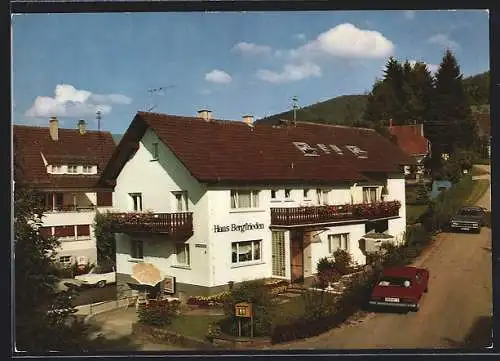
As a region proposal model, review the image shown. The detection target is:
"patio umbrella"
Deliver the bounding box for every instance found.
[131,262,163,287]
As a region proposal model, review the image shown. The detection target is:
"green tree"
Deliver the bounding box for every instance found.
[14,186,88,351]
[94,211,116,268]
[407,62,435,123]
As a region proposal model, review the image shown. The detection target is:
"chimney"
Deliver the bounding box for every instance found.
[197,109,212,122]
[49,116,59,141]
[420,122,425,137]
[242,114,254,126]
[78,119,87,135]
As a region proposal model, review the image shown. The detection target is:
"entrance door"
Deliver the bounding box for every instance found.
[271,231,286,277]
[290,231,304,283]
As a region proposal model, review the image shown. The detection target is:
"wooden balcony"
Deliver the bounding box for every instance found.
[271,201,401,227]
[107,212,193,238]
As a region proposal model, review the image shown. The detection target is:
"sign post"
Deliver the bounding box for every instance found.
[235,302,253,338]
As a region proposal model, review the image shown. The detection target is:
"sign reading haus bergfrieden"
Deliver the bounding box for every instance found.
[213,222,265,233]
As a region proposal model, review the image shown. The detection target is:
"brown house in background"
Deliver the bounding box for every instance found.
[387,120,431,182]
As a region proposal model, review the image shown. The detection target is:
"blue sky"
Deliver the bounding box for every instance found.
[12,10,489,134]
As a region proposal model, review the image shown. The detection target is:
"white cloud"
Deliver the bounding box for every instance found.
[205,69,232,84]
[404,10,416,19]
[25,84,131,118]
[427,33,460,50]
[233,42,272,56]
[289,23,395,60]
[409,59,439,73]
[256,62,322,84]
[294,33,306,41]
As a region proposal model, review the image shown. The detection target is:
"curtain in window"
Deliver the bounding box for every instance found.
[238,192,251,208]
[230,191,237,208]
[370,188,377,203]
[328,234,341,253]
[238,241,252,262]
[176,194,183,211]
[252,191,259,207]
[253,240,261,260]
[232,243,238,263]
[176,244,189,264]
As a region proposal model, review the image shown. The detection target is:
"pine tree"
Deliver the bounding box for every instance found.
[382,57,407,124]
[408,62,435,123]
[429,50,478,155]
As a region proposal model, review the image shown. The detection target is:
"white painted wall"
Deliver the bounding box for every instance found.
[386,176,407,244]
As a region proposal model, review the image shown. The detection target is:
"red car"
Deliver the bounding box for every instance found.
[368,266,429,312]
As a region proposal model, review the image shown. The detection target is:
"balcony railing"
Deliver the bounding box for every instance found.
[271,201,401,227]
[44,205,97,213]
[107,212,193,237]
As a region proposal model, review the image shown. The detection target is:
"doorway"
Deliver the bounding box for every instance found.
[290,231,304,283]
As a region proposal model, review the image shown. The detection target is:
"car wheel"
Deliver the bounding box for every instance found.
[412,304,420,312]
[96,280,106,288]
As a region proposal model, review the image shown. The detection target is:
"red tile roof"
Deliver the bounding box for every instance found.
[474,112,490,137]
[14,124,116,189]
[101,112,414,186]
[387,124,430,157]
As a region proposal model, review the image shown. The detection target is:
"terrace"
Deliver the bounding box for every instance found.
[270,201,401,227]
[106,212,193,238]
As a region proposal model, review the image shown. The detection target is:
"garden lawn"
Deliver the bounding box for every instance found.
[406,204,428,224]
[164,314,224,340]
[272,296,306,326]
[466,179,490,205]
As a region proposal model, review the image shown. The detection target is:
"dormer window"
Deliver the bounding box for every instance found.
[52,165,62,173]
[67,165,78,174]
[82,165,92,174]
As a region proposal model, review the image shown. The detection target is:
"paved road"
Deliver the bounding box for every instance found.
[71,284,116,306]
[271,165,492,350]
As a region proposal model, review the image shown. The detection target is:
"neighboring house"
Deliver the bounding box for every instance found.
[430,180,452,199]
[474,111,491,158]
[387,120,431,181]
[98,110,414,297]
[14,118,116,266]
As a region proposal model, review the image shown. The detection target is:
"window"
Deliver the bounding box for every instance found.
[172,191,189,212]
[152,142,159,160]
[362,187,378,203]
[130,240,143,259]
[232,240,262,264]
[328,233,350,253]
[316,189,329,205]
[59,256,72,265]
[67,165,78,174]
[284,189,292,199]
[303,189,310,199]
[230,190,259,209]
[271,190,277,199]
[130,193,143,211]
[52,165,62,173]
[82,165,92,173]
[175,243,190,266]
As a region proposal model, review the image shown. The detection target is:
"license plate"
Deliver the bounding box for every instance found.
[384,297,400,303]
[460,227,470,231]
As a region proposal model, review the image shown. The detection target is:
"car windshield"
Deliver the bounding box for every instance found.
[457,209,482,216]
[89,266,112,274]
[378,276,412,288]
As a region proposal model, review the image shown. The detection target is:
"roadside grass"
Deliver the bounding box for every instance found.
[164,314,224,340]
[465,179,490,206]
[406,204,428,224]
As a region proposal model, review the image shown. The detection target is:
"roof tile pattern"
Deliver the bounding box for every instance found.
[387,124,430,157]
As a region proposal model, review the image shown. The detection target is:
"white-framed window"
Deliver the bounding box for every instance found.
[303,189,310,199]
[175,243,190,266]
[51,165,62,173]
[59,256,72,265]
[362,187,378,203]
[131,240,144,259]
[232,240,262,264]
[328,233,350,253]
[284,189,292,199]
[172,191,189,212]
[316,189,329,205]
[152,142,159,160]
[67,165,78,174]
[130,193,143,211]
[271,190,277,199]
[230,190,259,209]
[82,165,92,173]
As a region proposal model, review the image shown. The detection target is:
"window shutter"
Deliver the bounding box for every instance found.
[55,226,75,237]
[97,192,113,207]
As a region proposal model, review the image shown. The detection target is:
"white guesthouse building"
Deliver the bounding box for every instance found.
[99,111,413,297]
[14,119,116,266]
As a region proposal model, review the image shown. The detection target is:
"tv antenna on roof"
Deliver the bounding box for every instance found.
[96,110,102,132]
[292,96,299,124]
[145,85,176,112]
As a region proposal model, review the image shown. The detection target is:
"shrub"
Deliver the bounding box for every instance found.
[137,299,181,327]
[405,224,432,247]
[302,289,338,322]
[317,257,335,274]
[220,280,275,337]
[332,249,353,275]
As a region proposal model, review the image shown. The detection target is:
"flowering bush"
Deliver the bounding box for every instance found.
[187,291,231,308]
[137,299,181,327]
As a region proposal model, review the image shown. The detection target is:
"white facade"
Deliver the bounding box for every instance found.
[112,128,407,295]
